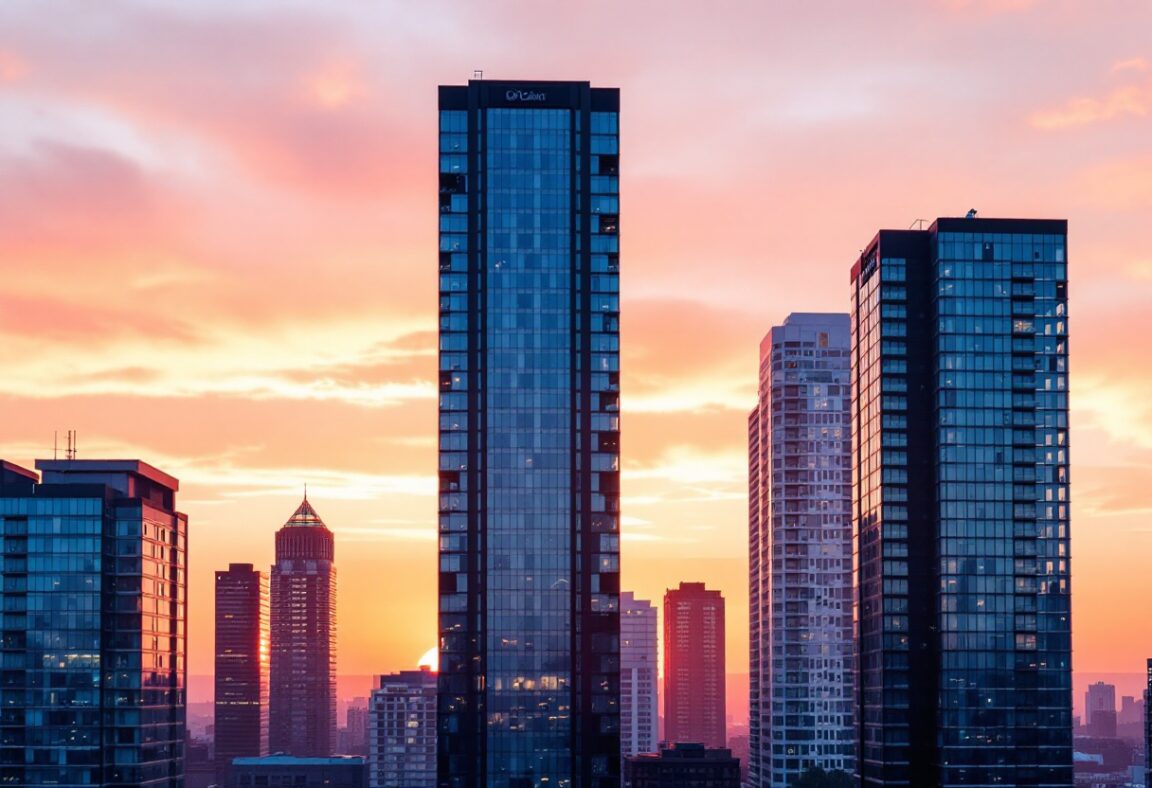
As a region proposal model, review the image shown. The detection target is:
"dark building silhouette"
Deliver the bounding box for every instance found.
[625,743,740,788]
[270,497,337,757]
[0,458,187,786]
[748,313,854,787]
[215,563,269,785]
[1085,682,1118,739]
[664,582,726,749]
[1145,659,1151,787]
[436,79,622,788]
[232,756,365,788]
[850,217,1071,786]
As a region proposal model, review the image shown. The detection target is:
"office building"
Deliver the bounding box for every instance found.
[1085,681,1117,738]
[215,563,270,785]
[270,497,337,757]
[437,79,622,787]
[232,756,365,788]
[624,743,740,788]
[664,582,725,749]
[747,313,854,787]
[0,458,187,786]
[621,592,659,761]
[368,669,437,787]
[851,216,1071,785]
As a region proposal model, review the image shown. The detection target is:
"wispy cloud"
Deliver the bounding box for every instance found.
[1112,57,1150,74]
[1031,77,1152,129]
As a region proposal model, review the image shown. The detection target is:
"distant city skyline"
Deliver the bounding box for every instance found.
[1,0,1150,723]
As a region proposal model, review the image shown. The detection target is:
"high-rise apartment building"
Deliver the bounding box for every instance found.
[748,313,854,787]
[663,582,725,749]
[216,563,270,785]
[621,592,659,762]
[0,458,187,787]
[436,79,622,787]
[368,669,437,787]
[850,216,1071,786]
[270,497,337,757]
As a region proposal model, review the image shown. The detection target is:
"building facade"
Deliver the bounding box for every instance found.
[850,217,1071,785]
[232,756,365,788]
[368,669,437,787]
[748,313,854,787]
[0,459,187,787]
[1145,659,1151,787]
[269,497,337,757]
[664,582,726,749]
[624,744,740,788]
[621,592,659,762]
[436,79,622,788]
[215,563,269,785]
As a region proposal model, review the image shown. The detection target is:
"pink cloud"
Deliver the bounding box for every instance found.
[0,49,27,82]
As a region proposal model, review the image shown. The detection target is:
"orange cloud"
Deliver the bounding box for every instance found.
[1031,77,1152,128]
[1111,56,1150,73]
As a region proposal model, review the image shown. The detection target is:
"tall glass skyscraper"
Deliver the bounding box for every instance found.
[215,562,269,785]
[850,217,1071,786]
[270,497,336,757]
[437,79,621,788]
[0,458,187,787]
[748,313,854,787]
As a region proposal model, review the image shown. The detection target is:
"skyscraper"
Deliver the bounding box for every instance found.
[436,79,621,787]
[0,458,187,787]
[368,669,437,787]
[663,582,726,749]
[748,313,854,787]
[850,216,1071,785]
[270,497,337,757]
[621,592,659,762]
[216,563,270,785]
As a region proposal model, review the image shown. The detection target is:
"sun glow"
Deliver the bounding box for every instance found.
[418,646,438,671]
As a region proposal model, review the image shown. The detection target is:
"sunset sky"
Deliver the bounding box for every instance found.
[2,0,1151,712]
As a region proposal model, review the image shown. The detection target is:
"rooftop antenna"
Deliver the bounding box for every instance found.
[473,69,484,80]
[909,218,926,230]
[54,430,58,460]
[65,429,77,461]
[304,482,308,502]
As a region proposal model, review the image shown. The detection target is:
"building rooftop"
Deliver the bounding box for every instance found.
[0,460,38,483]
[232,756,364,766]
[35,459,179,492]
[283,496,328,528]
